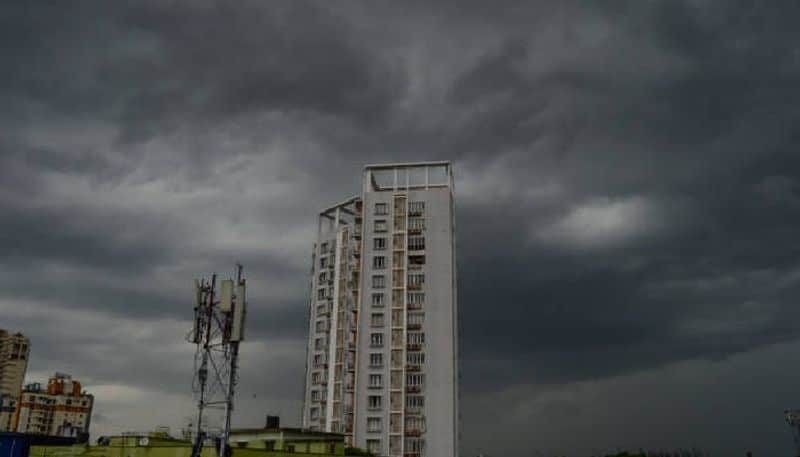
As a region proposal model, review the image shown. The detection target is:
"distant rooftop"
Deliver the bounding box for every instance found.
[230,427,344,441]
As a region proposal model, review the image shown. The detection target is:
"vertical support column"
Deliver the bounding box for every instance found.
[327,230,343,429]
[389,193,408,457]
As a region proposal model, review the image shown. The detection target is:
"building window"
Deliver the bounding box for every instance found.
[409,201,425,215]
[315,320,327,333]
[318,272,327,283]
[369,353,383,367]
[312,372,321,384]
[406,373,424,387]
[408,312,424,326]
[407,292,424,305]
[407,352,425,366]
[370,333,384,348]
[374,237,387,251]
[405,438,425,453]
[313,354,324,367]
[408,235,425,251]
[408,273,425,287]
[367,439,381,454]
[367,396,382,410]
[392,309,404,327]
[314,338,325,350]
[408,217,425,231]
[371,313,385,328]
[317,288,326,300]
[408,332,425,345]
[369,374,383,389]
[373,256,386,269]
[374,220,387,232]
[409,255,425,266]
[310,408,320,420]
[311,390,320,402]
[367,417,382,432]
[371,293,384,307]
[375,203,388,215]
[372,275,385,289]
[405,416,425,431]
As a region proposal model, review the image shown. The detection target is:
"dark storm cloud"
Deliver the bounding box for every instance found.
[3,1,800,455]
[1,1,401,146]
[444,0,800,389]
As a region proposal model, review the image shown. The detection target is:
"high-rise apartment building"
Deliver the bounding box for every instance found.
[15,373,94,440]
[302,162,458,457]
[0,394,17,432]
[0,330,30,398]
[0,329,30,432]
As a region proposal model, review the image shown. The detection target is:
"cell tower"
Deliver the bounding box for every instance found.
[786,409,800,457]
[189,264,247,457]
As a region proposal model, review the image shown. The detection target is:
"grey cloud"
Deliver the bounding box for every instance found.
[2,1,800,456]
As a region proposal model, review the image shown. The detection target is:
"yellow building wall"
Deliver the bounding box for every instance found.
[234,439,344,454]
[30,438,343,457]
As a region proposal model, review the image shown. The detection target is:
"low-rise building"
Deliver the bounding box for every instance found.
[15,373,93,440]
[229,427,345,454]
[20,428,349,457]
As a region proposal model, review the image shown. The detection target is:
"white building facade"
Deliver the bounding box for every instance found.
[303,162,458,457]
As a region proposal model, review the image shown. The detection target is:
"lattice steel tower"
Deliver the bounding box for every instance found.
[189,265,247,457]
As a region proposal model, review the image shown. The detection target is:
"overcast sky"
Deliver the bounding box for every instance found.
[2,1,800,456]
